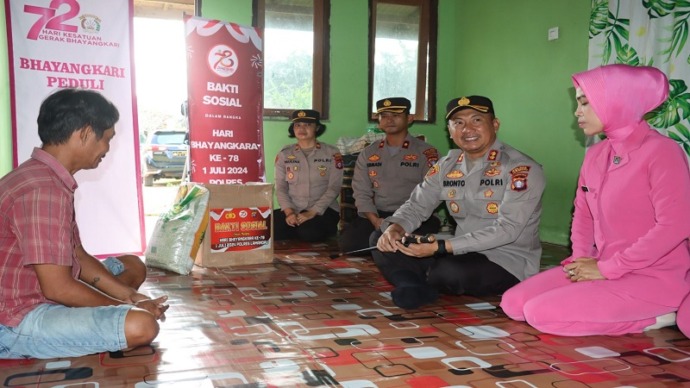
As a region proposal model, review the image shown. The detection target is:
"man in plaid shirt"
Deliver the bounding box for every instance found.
[0,89,168,359]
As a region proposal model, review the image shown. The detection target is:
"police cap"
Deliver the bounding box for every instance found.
[376,97,411,114]
[445,96,495,119]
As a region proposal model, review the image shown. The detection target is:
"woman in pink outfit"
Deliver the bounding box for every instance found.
[500,64,690,336]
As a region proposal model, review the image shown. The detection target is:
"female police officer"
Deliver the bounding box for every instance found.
[273,110,343,242]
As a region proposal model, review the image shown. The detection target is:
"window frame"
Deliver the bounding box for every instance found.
[255,0,331,118]
[368,0,437,122]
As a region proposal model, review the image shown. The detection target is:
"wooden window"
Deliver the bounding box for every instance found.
[369,0,437,122]
[256,0,330,118]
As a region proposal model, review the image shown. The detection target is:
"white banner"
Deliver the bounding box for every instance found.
[5,0,144,256]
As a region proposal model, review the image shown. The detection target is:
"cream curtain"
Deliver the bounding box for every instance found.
[588,0,690,157]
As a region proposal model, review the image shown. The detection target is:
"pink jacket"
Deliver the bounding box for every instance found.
[565,65,690,306]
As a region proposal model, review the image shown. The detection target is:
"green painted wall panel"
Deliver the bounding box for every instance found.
[452,0,590,245]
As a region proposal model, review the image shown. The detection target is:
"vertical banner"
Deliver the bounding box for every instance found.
[5,0,144,256]
[184,15,265,184]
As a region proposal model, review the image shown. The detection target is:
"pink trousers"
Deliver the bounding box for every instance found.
[500,267,671,336]
[677,293,690,338]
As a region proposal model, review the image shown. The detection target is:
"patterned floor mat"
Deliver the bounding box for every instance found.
[2,242,689,387]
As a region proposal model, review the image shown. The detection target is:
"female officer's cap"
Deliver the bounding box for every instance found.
[288,109,325,137]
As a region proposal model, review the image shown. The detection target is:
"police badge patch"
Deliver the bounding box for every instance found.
[334,153,343,169]
[426,163,440,178]
[510,166,530,191]
[511,174,528,191]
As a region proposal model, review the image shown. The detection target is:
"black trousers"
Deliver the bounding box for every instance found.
[273,208,340,243]
[337,211,441,254]
[370,231,519,297]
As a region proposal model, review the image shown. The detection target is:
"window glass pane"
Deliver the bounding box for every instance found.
[264,0,314,109]
[372,3,420,114]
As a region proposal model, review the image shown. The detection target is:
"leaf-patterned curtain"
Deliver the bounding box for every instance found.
[588,0,690,157]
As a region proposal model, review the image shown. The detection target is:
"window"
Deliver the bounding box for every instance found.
[369,0,437,122]
[256,0,330,117]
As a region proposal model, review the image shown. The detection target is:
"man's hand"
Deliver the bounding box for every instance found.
[377,224,405,252]
[284,209,298,227]
[395,240,436,258]
[363,212,383,231]
[134,295,169,321]
[296,210,317,225]
[124,291,151,304]
[563,257,605,282]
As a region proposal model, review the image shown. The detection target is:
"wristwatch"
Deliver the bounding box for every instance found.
[434,239,447,257]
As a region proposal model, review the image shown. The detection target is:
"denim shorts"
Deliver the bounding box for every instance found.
[102,256,125,276]
[0,257,132,359]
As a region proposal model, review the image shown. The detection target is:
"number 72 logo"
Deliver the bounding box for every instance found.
[24,0,80,40]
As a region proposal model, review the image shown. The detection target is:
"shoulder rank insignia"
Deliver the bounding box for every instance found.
[487,150,499,161]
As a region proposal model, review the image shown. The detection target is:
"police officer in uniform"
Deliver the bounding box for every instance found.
[274,109,344,242]
[374,96,545,309]
[338,97,440,254]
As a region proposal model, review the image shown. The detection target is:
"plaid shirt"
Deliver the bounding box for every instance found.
[0,148,82,326]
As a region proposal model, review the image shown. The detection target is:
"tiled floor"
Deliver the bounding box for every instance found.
[3,241,690,387]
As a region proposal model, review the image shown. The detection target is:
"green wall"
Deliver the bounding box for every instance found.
[451,0,590,245]
[0,0,591,246]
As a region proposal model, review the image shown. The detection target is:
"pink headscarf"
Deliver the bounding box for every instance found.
[572,64,669,145]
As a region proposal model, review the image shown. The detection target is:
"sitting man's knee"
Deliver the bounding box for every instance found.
[118,254,147,289]
[124,309,160,349]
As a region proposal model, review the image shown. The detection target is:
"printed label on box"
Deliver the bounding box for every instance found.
[209,207,271,252]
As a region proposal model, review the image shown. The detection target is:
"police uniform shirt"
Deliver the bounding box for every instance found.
[274,142,344,214]
[352,134,438,215]
[384,139,545,281]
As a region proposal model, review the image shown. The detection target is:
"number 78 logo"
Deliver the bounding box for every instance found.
[24,0,80,40]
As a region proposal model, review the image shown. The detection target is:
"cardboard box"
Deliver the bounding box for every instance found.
[194,183,274,267]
